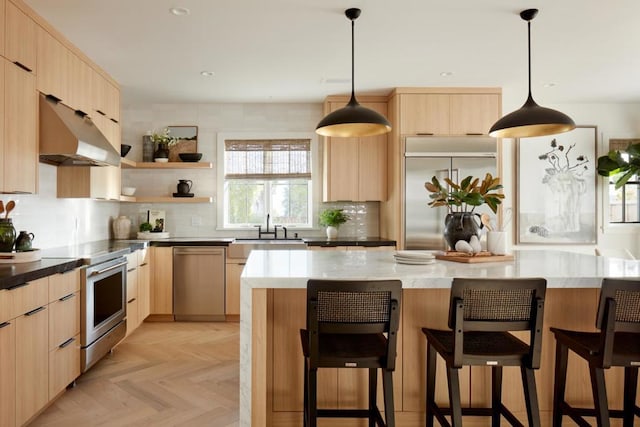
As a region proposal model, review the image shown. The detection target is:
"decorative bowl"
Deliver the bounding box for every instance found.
[154,158,169,163]
[120,144,132,157]
[121,187,136,196]
[179,153,203,162]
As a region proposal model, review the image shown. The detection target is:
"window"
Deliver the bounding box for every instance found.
[608,139,640,223]
[223,138,312,228]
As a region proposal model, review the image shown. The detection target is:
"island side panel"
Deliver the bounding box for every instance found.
[251,288,272,426]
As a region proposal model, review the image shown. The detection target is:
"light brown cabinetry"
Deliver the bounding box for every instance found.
[322,97,388,201]
[4,58,37,193]
[225,258,245,319]
[0,319,15,427]
[399,91,501,136]
[5,0,36,72]
[0,0,5,57]
[56,165,121,200]
[15,277,49,427]
[138,248,151,323]
[36,26,69,102]
[150,247,174,317]
[125,252,139,336]
[47,269,80,400]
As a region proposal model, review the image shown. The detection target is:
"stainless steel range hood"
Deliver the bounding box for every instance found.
[39,94,120,167]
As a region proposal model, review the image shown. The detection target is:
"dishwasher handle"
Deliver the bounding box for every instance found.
[173,247,225,256]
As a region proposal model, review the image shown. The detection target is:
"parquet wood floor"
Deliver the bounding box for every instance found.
[31,322,239,427]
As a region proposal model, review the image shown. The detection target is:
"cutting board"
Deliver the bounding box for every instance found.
[435,251,514,263]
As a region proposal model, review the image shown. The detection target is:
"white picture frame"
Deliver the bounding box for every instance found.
[517,126,597,244]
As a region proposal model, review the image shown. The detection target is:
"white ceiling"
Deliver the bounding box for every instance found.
[23,0,640,106]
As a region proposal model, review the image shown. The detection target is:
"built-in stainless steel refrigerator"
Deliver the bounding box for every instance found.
[404,136,497,250]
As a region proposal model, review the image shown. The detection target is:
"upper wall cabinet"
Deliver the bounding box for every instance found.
[5,1,36,73]
[323,99,388,202]
[2,57,37,193]
[67,51,92,115]
[399,91,501,136]
[36,26,69,103]
[0,0,5,57]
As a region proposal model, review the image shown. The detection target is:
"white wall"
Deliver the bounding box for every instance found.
[500,91,640,256]
[0,163,120,249]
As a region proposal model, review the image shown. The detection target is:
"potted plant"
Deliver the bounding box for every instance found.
[596,141,640,188]
[150,128,178,162]
[319,208,350,239]
[424,173,504,249]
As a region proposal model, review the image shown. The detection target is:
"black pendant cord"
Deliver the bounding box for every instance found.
[349,16,357,104]
[527,19,532,99]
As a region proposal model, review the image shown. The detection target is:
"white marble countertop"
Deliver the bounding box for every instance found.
[241,249,640,289]
[238,249,640,426]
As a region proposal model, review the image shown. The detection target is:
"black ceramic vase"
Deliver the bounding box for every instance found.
[443,212,482,250]
[154,143,169,160]
[0,219,16,252]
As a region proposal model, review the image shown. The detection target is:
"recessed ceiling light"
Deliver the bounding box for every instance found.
[200,71,215,77]
[170,7,190,16]
[543,82,557,88]
[440,71,453,77]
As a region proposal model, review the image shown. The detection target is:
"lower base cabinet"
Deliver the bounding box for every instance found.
[0,321,16,427]
[49,334,80,398]
[16,305,49,426]
[225,259,245,318]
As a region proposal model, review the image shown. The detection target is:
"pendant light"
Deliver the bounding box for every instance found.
[489,9,575,139]
[315,8,391,138]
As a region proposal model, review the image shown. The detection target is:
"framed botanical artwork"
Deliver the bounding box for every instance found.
[147,209,166,232]
[517,125,597,244]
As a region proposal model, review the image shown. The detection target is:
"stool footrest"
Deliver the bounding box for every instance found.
[562,401,638,425]
[432,404,525,427]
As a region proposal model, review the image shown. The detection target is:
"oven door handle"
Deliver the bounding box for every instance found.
[89,261,127,277]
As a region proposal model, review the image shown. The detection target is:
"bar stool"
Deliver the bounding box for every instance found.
[300,279,402,427]
[422,277,547,427]
[550,277,640,427]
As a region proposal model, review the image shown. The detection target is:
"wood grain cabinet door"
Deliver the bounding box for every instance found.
[5,1,37,72]
[449,93,501,136]
[0,320,16,427]
[399,93,450,135]
[4,60,37,193]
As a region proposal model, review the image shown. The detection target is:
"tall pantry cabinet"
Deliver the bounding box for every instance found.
[380,87,502,248]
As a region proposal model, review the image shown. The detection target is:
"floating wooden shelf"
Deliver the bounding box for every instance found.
[120,159,212,169]
[119,196,213,203]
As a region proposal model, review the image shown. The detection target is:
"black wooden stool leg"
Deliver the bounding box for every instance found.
[491,366,503,427]
[308,367,318,427]
[425,343,437,427]
[589,365,610,427]
[521,366,541,427]
[383,369,395,427]
[369,368,378,427]
[303,358,309,427]
[552,342,569,427]
[446,366,463,427]
[623,367,638,427]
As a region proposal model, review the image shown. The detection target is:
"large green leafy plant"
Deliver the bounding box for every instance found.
[424,173,504,214]
[596,141,640,189]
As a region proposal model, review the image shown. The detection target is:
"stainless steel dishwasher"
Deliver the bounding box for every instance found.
[173,246,226,321]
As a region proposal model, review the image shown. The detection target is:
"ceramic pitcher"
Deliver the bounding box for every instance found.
[177,180,193,194]
[15,231,35,251]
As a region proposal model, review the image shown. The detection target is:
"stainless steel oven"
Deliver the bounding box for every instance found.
[81,256,127,372]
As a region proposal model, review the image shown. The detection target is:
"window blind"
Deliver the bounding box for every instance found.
[225,139,311,179]
[609,138,640,152]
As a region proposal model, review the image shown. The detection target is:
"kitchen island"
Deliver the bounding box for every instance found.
[240,249,640,427]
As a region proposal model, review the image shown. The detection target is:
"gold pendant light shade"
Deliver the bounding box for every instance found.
[489,9,575,139]
[315,8,392,138]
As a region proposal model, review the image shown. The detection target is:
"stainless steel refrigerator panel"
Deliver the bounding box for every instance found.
[173,247,226,321]
[404,157,497,250]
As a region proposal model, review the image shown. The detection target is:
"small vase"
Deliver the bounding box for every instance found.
[113,216,132,240]
[153,143,169,161]
[326,226,338,239]
[142,134,154,162]
[0,219,16,252]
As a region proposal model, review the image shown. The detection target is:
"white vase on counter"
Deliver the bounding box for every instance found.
[113,216,131,240]
[326,226,338,239]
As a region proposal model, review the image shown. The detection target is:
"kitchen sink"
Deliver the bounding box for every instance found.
[228,238,307,258]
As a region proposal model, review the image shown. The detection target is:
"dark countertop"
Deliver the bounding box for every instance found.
[146,237,234,247]
[0,258,83,291]
[302,237,397,247]
[1,240,147,291]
